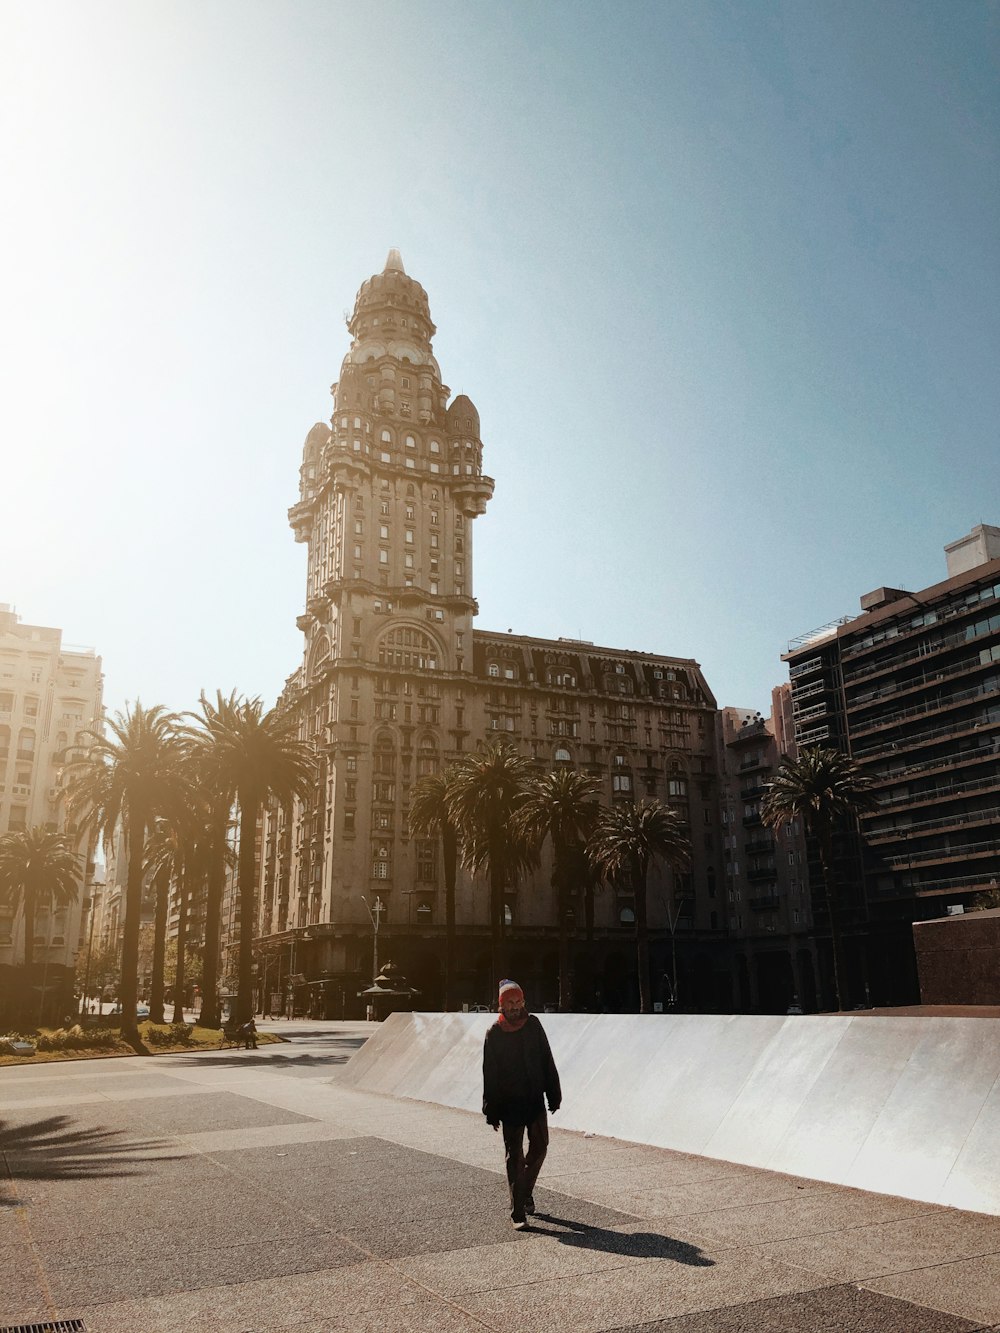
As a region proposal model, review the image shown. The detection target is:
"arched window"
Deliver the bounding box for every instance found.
[406,483,415,497]
[376,626,439,671]
[554,748,572,765]
[417,736,438,777]
[619,905,636,925]
[416,900,433,924]
[488,663,500,678]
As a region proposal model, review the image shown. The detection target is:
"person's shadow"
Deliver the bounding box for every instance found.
[526,1212,714,1266]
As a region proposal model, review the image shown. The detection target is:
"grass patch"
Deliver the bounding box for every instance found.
[0,1021,283,1065]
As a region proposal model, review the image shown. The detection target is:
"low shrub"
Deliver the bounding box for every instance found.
[145,1023,194,1047]
[34,1025,120,1052]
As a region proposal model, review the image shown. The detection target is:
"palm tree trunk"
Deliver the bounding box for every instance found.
[119,813,146,1047]
[490,846,506,989]
[149,866,169,1024]
[22,888,36,970]
[820,827,845,1012]
[235,791,259,1026]
[634,854,651,1014]
[442,822,457,1011]
[172,868,188,1025]
[557,875,572,1013]
[198,808,227,1029]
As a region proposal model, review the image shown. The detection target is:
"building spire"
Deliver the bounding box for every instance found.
[384,248,405,274]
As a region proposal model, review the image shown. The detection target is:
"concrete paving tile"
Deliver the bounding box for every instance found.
[864,1251,1000,1327]
[757,1209,1000,1282]
[610,1168,837,1221]
[394,1221,714,1297]
[175,1119,360,1155]
[456,1244,826,1332]
[63,1258,434,1332]
[45,1231,361,1307]
[542,1156,739,1210]
[611,1283,985,1332]
[670,1185,938,1247]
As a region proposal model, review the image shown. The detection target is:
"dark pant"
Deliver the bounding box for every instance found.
[502,1111,548,1221]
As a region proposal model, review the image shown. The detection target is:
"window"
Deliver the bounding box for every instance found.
[667,778,687,798]
[379,524,389,540]
[372,845,391,879]
[430,533,439,548]
[488,663,499,678]
[430,439,440,453]
[430,462,440,473]
[619,905,635,925]
[381,430,391,443]
[612,773,632,792]
[380,450,390,463]
[346,755,357,773]
[404,553,414,568]
[405,434,415,448]
[379,549,389,564]
[405,505,414,520]
[405,529,414,544]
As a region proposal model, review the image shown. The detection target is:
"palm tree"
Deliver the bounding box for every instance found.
[447,739,537,988]
[194,692,315,1025]
[762,746,878,1012]
[0,828,82,985]
[409,769,461,1010]
[64,702,188,1045]
[589,799,691,1013]
[513,768,602,1011]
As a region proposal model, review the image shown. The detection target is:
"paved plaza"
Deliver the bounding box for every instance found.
[2,1021,1000,1332]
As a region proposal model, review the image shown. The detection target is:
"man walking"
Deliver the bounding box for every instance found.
[483,979,561,1230]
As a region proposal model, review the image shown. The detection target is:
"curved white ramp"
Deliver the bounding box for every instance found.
[340,1011,1000,1216]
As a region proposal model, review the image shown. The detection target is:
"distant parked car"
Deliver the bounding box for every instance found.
[467,1004,491,1013]
[136,1004,151,1019]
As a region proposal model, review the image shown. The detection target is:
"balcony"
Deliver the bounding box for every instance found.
[869,772,1000,813]
[864,804,1000,845]
[850,681,1000,740]
[793,701,829,724]
[742,811,762,827]
[854,710,1000,760]
[739,754,769,772]
[749,894,780,912]
[789,656,824,680]
[747,864,778,882]
[744,838,776,856]
[884,837,1000,868]
[740,781,769,800]
[795,724,831,746]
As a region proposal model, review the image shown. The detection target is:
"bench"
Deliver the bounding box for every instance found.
[220,1021,257,1049]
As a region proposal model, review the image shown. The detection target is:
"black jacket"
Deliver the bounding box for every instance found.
[482,1013,561,1127]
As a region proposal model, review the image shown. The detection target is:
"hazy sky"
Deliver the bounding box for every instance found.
[3,0,997,720]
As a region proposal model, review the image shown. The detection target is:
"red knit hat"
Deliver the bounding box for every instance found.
[498,979,524,1006]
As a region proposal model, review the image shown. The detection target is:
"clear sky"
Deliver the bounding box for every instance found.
[3,0,997,720]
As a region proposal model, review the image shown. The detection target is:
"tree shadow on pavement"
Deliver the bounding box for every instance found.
[0,1115,182,1199]
[529,1212,715,1265]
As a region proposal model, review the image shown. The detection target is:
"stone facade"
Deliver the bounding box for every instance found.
[255,253,730,1015]
[0,604,103,1015]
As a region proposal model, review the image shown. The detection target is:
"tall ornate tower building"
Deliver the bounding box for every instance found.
[259,253,727,1015]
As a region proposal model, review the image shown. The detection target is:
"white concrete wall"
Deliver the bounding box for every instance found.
[340,1011,1000,1216]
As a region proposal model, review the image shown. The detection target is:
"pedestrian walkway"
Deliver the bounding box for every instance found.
[2,1021,999,1332]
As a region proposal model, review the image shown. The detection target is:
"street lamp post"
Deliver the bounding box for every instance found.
[361,895,385,982]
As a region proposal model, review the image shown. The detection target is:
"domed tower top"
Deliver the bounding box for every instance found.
[446,394,480,439]
[347,249,437,343]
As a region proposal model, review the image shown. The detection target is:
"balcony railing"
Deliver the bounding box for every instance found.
[854,710,1000,759]
[789,656,824,680]
[749,894,781,911]
[847,653,992,710]
[884,838,1000,867]
[747,865,778,882]
[850,681,1000,739]
[870,771,1000,811]
[865,741,998,786]
[865,805,1000,844]
[796,724,831,746]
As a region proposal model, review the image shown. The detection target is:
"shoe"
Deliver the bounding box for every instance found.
[524,1194,535,1215]
[511,1217,529,1231]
